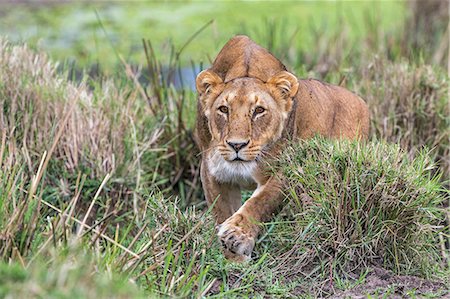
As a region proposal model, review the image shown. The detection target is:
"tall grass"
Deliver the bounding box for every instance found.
[0,39,143,177]
[356,57,449,177]
[0,38,217,298]
[0,39,148,268]
[141,33,205,207]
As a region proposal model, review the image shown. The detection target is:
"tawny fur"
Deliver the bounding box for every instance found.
[195,35,369,262]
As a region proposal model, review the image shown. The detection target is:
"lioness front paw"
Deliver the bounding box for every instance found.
[217,215,257,262]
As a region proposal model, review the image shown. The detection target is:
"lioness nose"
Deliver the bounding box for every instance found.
[227,140,249,152]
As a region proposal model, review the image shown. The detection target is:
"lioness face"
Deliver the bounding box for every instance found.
[196,70,299,174]
[209,79,285,162]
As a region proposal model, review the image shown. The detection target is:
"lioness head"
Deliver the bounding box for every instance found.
[196,70,299,168]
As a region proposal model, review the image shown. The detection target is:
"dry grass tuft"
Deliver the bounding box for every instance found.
[0,39,159,180]
[0,39,161,260]
[356,57,450,177]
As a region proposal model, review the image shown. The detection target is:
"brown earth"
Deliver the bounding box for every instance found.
[332,267,449,299]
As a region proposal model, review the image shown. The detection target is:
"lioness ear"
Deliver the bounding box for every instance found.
[196,70,223,95]
[267,71,299,99]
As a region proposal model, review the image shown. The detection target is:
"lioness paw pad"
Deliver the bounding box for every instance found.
[217,223,255,262]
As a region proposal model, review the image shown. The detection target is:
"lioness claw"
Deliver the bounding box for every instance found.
[217,222,255,262]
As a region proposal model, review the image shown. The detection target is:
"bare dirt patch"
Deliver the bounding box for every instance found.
[333,267,448,299]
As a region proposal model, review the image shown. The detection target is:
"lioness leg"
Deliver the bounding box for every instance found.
[217,177,284,262]
[201,161,242,223]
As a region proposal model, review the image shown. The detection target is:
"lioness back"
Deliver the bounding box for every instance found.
[295,79,369,140]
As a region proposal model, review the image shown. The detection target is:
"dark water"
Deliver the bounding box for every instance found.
[64,62,204,91]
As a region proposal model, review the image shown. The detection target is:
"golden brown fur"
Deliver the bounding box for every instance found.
[195,35,369,262]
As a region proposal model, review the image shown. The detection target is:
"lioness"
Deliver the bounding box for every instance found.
[195,35,369,262]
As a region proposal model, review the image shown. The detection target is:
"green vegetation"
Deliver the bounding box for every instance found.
[276,139,445,278]
[0,1,405,69]
[0,1,449,298]
[0,253,147,298]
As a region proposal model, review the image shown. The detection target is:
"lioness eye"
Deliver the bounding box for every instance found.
[218,106,229,114]
[255,106,265,114]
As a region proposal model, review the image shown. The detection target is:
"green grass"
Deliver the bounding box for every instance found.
[274,138,446,278]
[0,1,405,70]
[0,1,449,297]
[0,252,147,298]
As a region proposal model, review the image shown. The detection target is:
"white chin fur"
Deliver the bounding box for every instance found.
[207,150,257,184]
